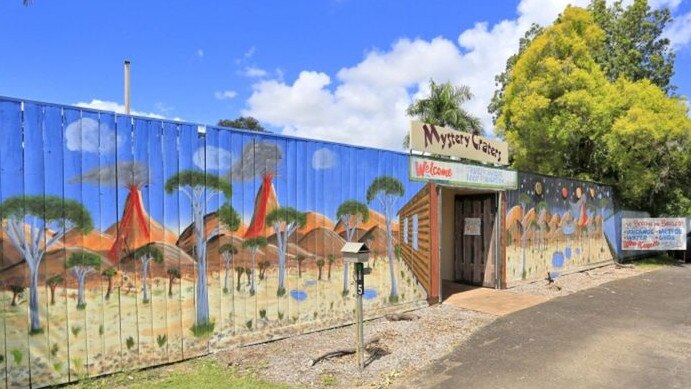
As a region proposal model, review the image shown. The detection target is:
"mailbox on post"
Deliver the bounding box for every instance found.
[340,242,370,370]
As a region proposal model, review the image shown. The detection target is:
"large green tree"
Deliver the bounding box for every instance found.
[405,80,482,147]
[494,6,691,216]
[131,245,163,303]
[66,251,102,310]
[589,0,675,92]
[0,196,92,333]
[266,207,306,296]
[217,116,266,132]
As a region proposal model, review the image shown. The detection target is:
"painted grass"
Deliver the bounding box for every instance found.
[66,358,294,389]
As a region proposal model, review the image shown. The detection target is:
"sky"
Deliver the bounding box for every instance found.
[1,0,690,152]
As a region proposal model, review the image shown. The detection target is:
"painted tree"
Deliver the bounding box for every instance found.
[295,255,306,278]
[66,251,102,310]
[259,260,271,281]
[131,245,163,303]
[0,196,92,333]
[167,267,181,297]
[266,207,306,296]
[366,176,404,302]
[242,237,267,296]
[517,193,531,279]
[405,80,483,147]
[46,274,63,305]
[9,284,24,307]
[219,243,238,294]
[101,268,117,301]
[327,254,335,280]
[316,258,325,281]
[165,170,231,329]
[336,200,369,294]
[235,266,244,292]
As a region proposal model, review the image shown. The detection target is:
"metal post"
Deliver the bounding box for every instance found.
[354,262,364,370]
[124,60,131,115]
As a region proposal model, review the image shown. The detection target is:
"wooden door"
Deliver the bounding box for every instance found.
[454,194,497,286]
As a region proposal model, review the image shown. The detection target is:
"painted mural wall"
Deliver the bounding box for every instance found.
[0,97,427,388]
[505,172,615,285]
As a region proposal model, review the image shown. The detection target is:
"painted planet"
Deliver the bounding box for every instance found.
[304,280,316,287]
[534,181,543,196]
[589,187,596,199]
[363,289,378,300]
[565,246,572,259]
[561,187,569,199]
[552,251,565,268]
[575,187,583,199]
[575,248,581,256]
[289,290,308,301]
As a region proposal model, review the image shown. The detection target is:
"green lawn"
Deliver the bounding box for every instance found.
[631,254,681,270]
[67,358,294,389]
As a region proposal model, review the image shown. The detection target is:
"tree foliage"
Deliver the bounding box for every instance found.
[220,243,238,255]
[336,200,370,223]
[0,196,93,234]
[493,6,691,216]
[217,116,266,132]
[164,170,232,198]
[218,203,241,232]
[66,251,102,270]
[366,176,405,203]
[266,207,307,228]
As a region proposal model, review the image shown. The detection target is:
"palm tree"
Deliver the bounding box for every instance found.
[366,176,404,302]
[0,196,92,333]
[327,254,335,280]
[46,274,64,305]
[165,170,231,330]
[266,207,306,296]
[101,268,117,301]
[131,245,163,303]
[316,258,325,280]
[242,237,268,296]
[295,255,307,278]
[336,200,369,294]
[405,80,483,147]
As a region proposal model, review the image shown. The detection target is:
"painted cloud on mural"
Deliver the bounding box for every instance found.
[193,145,234,171]
[65,117,122,153]
[312,147,337,170]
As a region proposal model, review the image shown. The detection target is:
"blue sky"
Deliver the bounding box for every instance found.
[1,0,690,151]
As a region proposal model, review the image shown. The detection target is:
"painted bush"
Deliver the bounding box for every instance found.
[505,172,615,284]
[0,98,428,388]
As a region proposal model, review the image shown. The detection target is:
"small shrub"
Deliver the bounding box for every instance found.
[11,349,22,365]
[313,311,318,319]
[223,287,229,294]
[157,334,167,348]
[190,321,215,337]
[342,290,349,297]
[388,295,399,304]
[76,302,87,310]
[330,301,334,310]
[29,327,44,336]
[53,361,63,372]
[50,343,59,357]
[71,325,81,337]
[277,287,286,297]
[99,324,104,336]
[321,373,337,387]
[72,357,84,376]
[400,270,405,279]
[277,311,284,320]
[245,319,253,330]
[259,309,267,319]
[292,315,298,322]
[126,336,135,350]
[0,354,4,363]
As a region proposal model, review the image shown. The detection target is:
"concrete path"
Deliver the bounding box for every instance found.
[403,265,691,389]
[443,283,549,316]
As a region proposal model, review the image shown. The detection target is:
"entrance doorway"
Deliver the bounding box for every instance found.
[454,194,497,286]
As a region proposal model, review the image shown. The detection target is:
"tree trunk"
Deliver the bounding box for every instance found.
[11,292,18,306]
[142,258,150,303]
[223,264,230,292]
[318,266,322,280]
[328,263,332,280]
[386,218,398,301]
[237,271,242,291]
[50,285,57,305]
[168,276,174,297]
[249,251,257,295]
[29,267,41,331]
[193,197,210,326]
[105,277,113,300]
[77,273,86,309]
[343,260,349,293]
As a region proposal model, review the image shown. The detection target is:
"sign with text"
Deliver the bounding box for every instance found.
[410,121,509,165]
[410,156,517,190]
[464,218,481,235]
[622,218,687,251]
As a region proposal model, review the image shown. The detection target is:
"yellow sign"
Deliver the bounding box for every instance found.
[410,121,509,165]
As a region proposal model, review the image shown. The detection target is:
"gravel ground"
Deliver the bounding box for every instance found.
[213,263,651,389]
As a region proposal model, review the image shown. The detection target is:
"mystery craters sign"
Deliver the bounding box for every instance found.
[410,121,509,165]
[622,218,687,251]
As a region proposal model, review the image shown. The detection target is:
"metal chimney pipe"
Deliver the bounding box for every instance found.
[124,60,131,114]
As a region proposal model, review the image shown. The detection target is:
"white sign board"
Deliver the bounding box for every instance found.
[410,121,509,165]
[410,156,517,190]
[464,218,481,236]
[622,218,687,251]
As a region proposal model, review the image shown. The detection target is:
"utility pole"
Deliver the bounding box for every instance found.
[124,60,131,114]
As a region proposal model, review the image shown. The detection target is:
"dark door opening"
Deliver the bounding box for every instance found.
[454,194,497,286]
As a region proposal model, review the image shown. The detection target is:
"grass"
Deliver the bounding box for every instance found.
[630,254,681,270]
[65,358,293,389]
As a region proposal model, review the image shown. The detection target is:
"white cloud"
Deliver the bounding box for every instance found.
[197,49,204,58]
[312,147,337,170]
[65,117,122,153]
[244,66,268,78]
[666,10,691,48]
[75,99,168,119]
[215,90,238,100]
[193,145,234,170]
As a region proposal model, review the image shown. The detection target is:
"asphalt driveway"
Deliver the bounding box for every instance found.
[402,265,691,389]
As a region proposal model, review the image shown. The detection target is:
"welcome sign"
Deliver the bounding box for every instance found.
[410,121,509,165]
[410,156,517,190]
[622,218,687,250]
